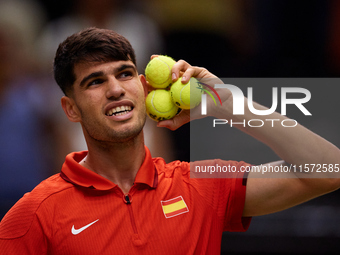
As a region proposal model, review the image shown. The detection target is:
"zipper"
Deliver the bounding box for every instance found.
[124,194,138,235]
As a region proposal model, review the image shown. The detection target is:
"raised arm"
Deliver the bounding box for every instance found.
[157,59,340,217]
[235,100,340,216]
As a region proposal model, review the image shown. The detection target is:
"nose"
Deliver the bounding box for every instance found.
[105,77,126,99]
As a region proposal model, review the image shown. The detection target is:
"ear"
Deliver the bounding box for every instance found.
[61,96,81,122]
[139,74,149,98]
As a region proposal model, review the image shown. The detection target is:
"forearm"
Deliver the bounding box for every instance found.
[164,60,340,216]
[214,97,340,167]
[231,98,340,216]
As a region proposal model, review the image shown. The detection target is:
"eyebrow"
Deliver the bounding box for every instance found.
[79,63,137,87]
[117,64,137,74]
[79,71,104,87]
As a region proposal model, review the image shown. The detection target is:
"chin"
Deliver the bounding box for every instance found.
[108,121,145,143]
[85,115,146,144]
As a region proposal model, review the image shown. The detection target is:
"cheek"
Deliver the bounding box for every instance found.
[84,90,103,104]
[77,94,102,115]
[126,86,144,105]
[135,86,147,101]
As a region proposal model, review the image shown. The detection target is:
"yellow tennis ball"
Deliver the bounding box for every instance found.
[145,89,179,121]
[145,55,176,89]
[170,77,203,110]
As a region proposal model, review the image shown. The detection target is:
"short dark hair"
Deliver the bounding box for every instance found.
[53,27,136,96]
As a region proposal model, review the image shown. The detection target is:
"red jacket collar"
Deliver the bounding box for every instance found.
[60,146,158,190]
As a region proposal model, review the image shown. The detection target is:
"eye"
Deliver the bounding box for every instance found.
[119,71,133,80]
[88,78,104,86]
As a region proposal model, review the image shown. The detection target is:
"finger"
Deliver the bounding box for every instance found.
[172,60,211,83]
[157,110,191,130]
[171,59,191,82]
[150,54,160,60]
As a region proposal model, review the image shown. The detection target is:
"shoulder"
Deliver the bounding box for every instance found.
[0,174,73,239]
[191,159,251,179]
[153,157,251,194]
[153,157,190,178]
[153,157,250,179]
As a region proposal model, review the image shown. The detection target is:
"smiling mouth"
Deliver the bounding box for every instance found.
[106,105,132,116]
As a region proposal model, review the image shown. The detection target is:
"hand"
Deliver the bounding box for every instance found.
[152,57,223,130]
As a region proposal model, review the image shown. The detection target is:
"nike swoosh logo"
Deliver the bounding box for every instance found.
[71,219,99,235]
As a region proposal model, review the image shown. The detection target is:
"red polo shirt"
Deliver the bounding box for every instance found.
[0,147,251,254]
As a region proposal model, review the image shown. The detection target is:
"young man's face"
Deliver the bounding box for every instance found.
[62,60,148,144]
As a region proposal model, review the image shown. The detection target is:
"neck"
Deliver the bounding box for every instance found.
[81,133,146,194]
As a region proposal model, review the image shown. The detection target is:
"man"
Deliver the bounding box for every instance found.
[0,27,339,254]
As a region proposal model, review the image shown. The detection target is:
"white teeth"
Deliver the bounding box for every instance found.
[106,105,132,116]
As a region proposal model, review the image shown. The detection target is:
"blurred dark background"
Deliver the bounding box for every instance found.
[1,0,340,253]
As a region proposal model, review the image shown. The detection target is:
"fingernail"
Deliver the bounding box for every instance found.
[172,72,176,80]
